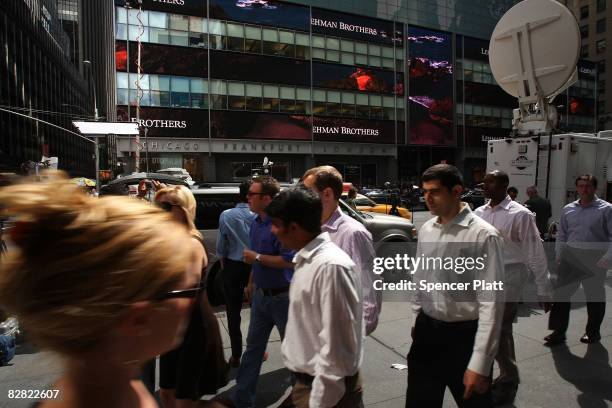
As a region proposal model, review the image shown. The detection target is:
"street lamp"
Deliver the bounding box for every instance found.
[82,60,99,121]
[82,60,101,189]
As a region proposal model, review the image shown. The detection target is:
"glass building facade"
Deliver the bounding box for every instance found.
[114,0,596,186]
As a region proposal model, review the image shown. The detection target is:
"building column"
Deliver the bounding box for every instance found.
[386,156,398,183]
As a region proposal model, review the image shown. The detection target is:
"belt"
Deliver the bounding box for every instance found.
[259,287,289,296]
[292,371,315,385]
[421,313,478,330]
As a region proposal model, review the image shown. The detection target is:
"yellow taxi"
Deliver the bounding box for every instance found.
[342,193,412,221]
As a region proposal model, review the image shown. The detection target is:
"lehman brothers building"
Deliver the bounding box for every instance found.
[114,0,596,186]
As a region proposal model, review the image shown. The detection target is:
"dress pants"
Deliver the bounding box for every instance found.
[232,289,289,408]
[406,313,493,408]
[495,263,527,385]
[222,258,252,359]
[549,248,607,335]
[290,371,363,408]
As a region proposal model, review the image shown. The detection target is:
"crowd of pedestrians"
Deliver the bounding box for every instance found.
[0,163,609,408]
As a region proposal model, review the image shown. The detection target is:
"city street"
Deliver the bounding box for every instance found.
[0,207,611,408]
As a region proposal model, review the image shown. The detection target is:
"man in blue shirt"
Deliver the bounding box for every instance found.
[216,180,255,367]
[545,174,612,345]
[229,176,294,408]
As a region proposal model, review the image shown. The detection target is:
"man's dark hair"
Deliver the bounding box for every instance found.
[348,186,357,199]
[239,180,252,202]
[421,164,464,192]
[265,187,322,236]
[252,175,280,198]
[575,174,598,188]
[488,170,509,187]
[301,166,343,200]
[507,186,518,195]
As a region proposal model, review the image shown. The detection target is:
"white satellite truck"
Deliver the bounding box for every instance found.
[485,0,612,224]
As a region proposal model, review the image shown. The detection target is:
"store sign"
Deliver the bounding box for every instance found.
[313,126,379,136]
[311,8,402,46]
[220,142,305,153]
[116,138,202,152]
[131,118,187,129]
[311,18,378,36]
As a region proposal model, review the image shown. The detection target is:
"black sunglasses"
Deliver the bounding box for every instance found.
[156,201,180,212]
[154,284,202,301]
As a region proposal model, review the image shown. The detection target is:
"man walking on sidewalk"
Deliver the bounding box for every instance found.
[224,176,295,408]
[545,174,612,346]
[267,187,364,408]
[524,186,552,238]
[216,180,254,367]
[475,170,553,405]
[406,164,505,408]
[301,165,379,335]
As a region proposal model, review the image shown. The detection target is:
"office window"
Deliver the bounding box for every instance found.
[295,88,310,113]
[598,0,606,13]
[227,23,245,52]
[169,14,188,31]
[245,26,262,53]
[341,92,355,117]
[580,25,589,38]
[295,33,309,59]
[279,86,296,112]
[210,80,227,109]
[581,5,589,19]
[245,83,262,110]
[581,44,589,58]
[597,18,606,34]
[228,82,246,110]
[170,77,190,107]
[597,39,607,53]
[313,89,326,115]
[169,30,188,46]
[262,85,279,111]
[598,59,606,73]
[356,94,369,117]
[190,78,207,108]
[327,91,341,116]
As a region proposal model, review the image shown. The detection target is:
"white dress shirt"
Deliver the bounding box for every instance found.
[282,232,363,408]
[412,203,504,376]
[322,206,379,335]
[474,195,552,297]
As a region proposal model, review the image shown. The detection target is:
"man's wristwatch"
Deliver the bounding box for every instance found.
[255,253,262,263]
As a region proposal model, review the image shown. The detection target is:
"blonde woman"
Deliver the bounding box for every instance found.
[155,186,228,408]
[0,173,199,408]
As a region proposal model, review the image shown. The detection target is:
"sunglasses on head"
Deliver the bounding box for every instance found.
[153,284,202,301]
[156,201,179,212]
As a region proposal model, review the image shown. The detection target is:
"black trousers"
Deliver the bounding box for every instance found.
[222,258,252,359]
[406,313,493,408]
[549,248,607,335]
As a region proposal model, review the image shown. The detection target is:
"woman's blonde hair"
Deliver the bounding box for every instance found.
[155,185,202,240]
[0,172,193,354]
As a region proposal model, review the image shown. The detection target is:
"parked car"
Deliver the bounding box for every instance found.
[156,168,195,186]
[192,185,417,262]
[461,187,486,210]
[342,193,412,221]
[99,173,189,196]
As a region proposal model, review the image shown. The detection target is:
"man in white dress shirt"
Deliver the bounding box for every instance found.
[266,187,364,408]
[474,170,552,406]
[407,164,505,408]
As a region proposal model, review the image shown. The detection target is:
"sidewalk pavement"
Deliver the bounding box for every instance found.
[1,298,611,408]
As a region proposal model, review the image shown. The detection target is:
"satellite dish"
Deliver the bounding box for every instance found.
[489,0,580,101]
